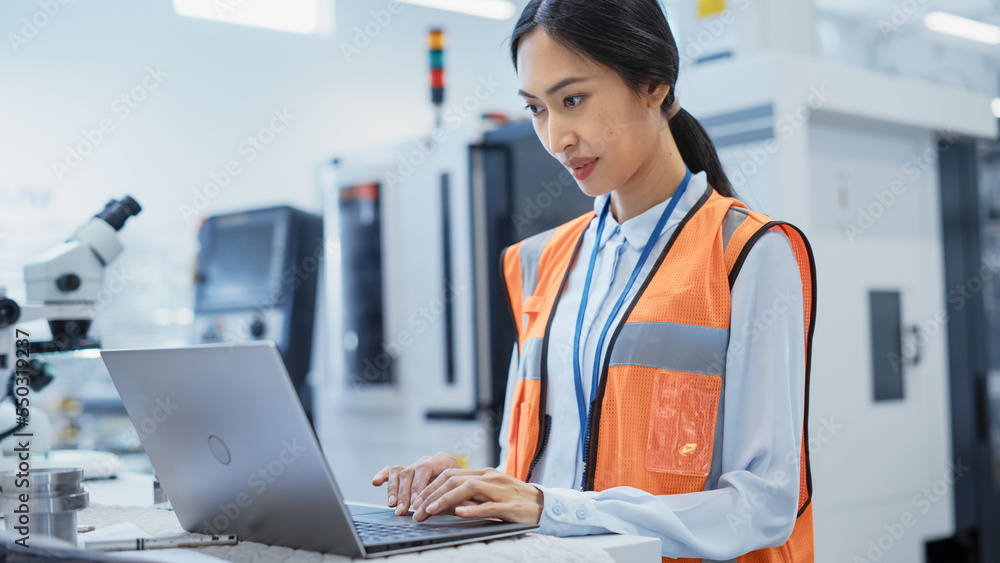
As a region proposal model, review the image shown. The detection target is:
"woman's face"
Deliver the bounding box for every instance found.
[516,28,668,198]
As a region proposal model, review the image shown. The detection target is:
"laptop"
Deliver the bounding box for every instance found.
[100,341,537,557]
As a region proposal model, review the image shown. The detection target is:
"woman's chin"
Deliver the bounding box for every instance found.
[577,181,611,199]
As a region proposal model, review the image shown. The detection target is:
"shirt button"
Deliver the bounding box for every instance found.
[576,508,588,519]
[552,502,563,516]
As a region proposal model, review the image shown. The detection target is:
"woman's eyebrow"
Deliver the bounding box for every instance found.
[517,76,590,99]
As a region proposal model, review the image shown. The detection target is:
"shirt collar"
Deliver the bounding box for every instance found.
[592,170,708,251]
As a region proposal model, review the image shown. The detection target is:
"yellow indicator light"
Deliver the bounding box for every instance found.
[698,0,726,18]
[429,29,445,50]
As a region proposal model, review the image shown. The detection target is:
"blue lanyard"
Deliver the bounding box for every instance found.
[571,166,692,487]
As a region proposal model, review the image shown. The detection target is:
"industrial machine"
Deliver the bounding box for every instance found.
[192,206,323,422]
[678,51,996,561]
[468,123,594,462]
[937,135,1000,561]
[317,123,594,496]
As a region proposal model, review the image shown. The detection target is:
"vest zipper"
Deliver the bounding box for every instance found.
[581,185,715,491]
[525,223,590,484]
[580,400,595,490]
[525,414,551,481]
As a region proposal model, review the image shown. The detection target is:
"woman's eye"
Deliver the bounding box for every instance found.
[523,103,541,115]
[564,95,583,108]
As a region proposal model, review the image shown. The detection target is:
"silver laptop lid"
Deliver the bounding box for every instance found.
[100,342,365,557]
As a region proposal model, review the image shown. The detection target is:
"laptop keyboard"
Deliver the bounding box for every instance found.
[353,519,470,544]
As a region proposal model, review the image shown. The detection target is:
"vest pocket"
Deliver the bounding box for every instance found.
[506,378,541,480]
[645,370,721,477]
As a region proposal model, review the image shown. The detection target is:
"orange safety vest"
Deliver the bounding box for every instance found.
[500,182,816,562]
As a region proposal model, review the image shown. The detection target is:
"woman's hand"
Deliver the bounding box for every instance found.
[371,452,461,515]
[411,467,543,525]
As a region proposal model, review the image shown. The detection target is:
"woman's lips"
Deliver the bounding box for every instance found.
[571,158,598,181]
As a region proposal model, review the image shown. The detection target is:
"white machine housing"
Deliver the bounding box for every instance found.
[316,130,489,505]
[680,51,996,562]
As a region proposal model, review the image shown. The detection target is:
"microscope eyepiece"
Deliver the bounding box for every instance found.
[96,195,142,231]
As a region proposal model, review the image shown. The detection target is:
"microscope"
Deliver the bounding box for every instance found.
[0,196,141,454]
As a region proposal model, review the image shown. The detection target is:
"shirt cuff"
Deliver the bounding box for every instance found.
[532,484,610,537]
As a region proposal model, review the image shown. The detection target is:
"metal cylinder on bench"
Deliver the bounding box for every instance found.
[0,467,89,545]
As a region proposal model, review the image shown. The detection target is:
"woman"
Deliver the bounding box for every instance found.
[372,0,817,560]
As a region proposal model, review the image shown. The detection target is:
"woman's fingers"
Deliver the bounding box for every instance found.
[409,465,433,511]
[371,466,389,486]
[453,501,508,520]
[385,466,403,507]
[416,467,473,506]
[411,469,543,525]
[413,471,494,522]
[396,466,417,514]
[372,454,463,513]
[426,479,488,515]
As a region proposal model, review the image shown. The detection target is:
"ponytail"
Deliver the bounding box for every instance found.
[668,107,735,198]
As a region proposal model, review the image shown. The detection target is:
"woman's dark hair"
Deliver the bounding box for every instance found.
[509,0,734,198]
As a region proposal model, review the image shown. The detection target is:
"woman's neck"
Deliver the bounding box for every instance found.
[607,132,687,224]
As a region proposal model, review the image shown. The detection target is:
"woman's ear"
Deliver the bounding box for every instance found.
[645,82,671,109]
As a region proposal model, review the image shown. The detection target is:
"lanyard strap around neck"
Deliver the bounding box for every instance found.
[571,166,692,488]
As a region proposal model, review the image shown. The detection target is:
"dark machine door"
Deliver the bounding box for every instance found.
[938,136,1000,562]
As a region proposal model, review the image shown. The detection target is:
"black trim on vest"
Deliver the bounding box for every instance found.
[727,220,777,289]
[526,221,591,483]
[724,220,818,516]
[583,183,715,491]
[499,246,520,358]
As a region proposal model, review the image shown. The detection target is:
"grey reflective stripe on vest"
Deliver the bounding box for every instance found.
[518,227,557,299]
[721,207,749,252]
[517,337,544,380]
[608,321,729,376]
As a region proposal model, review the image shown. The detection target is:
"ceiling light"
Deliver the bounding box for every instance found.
[397,0,515,20]
[923,11,1000,45]
[174,0,321,34]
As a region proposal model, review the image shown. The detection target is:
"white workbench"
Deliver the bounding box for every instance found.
[78,472,661,562]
